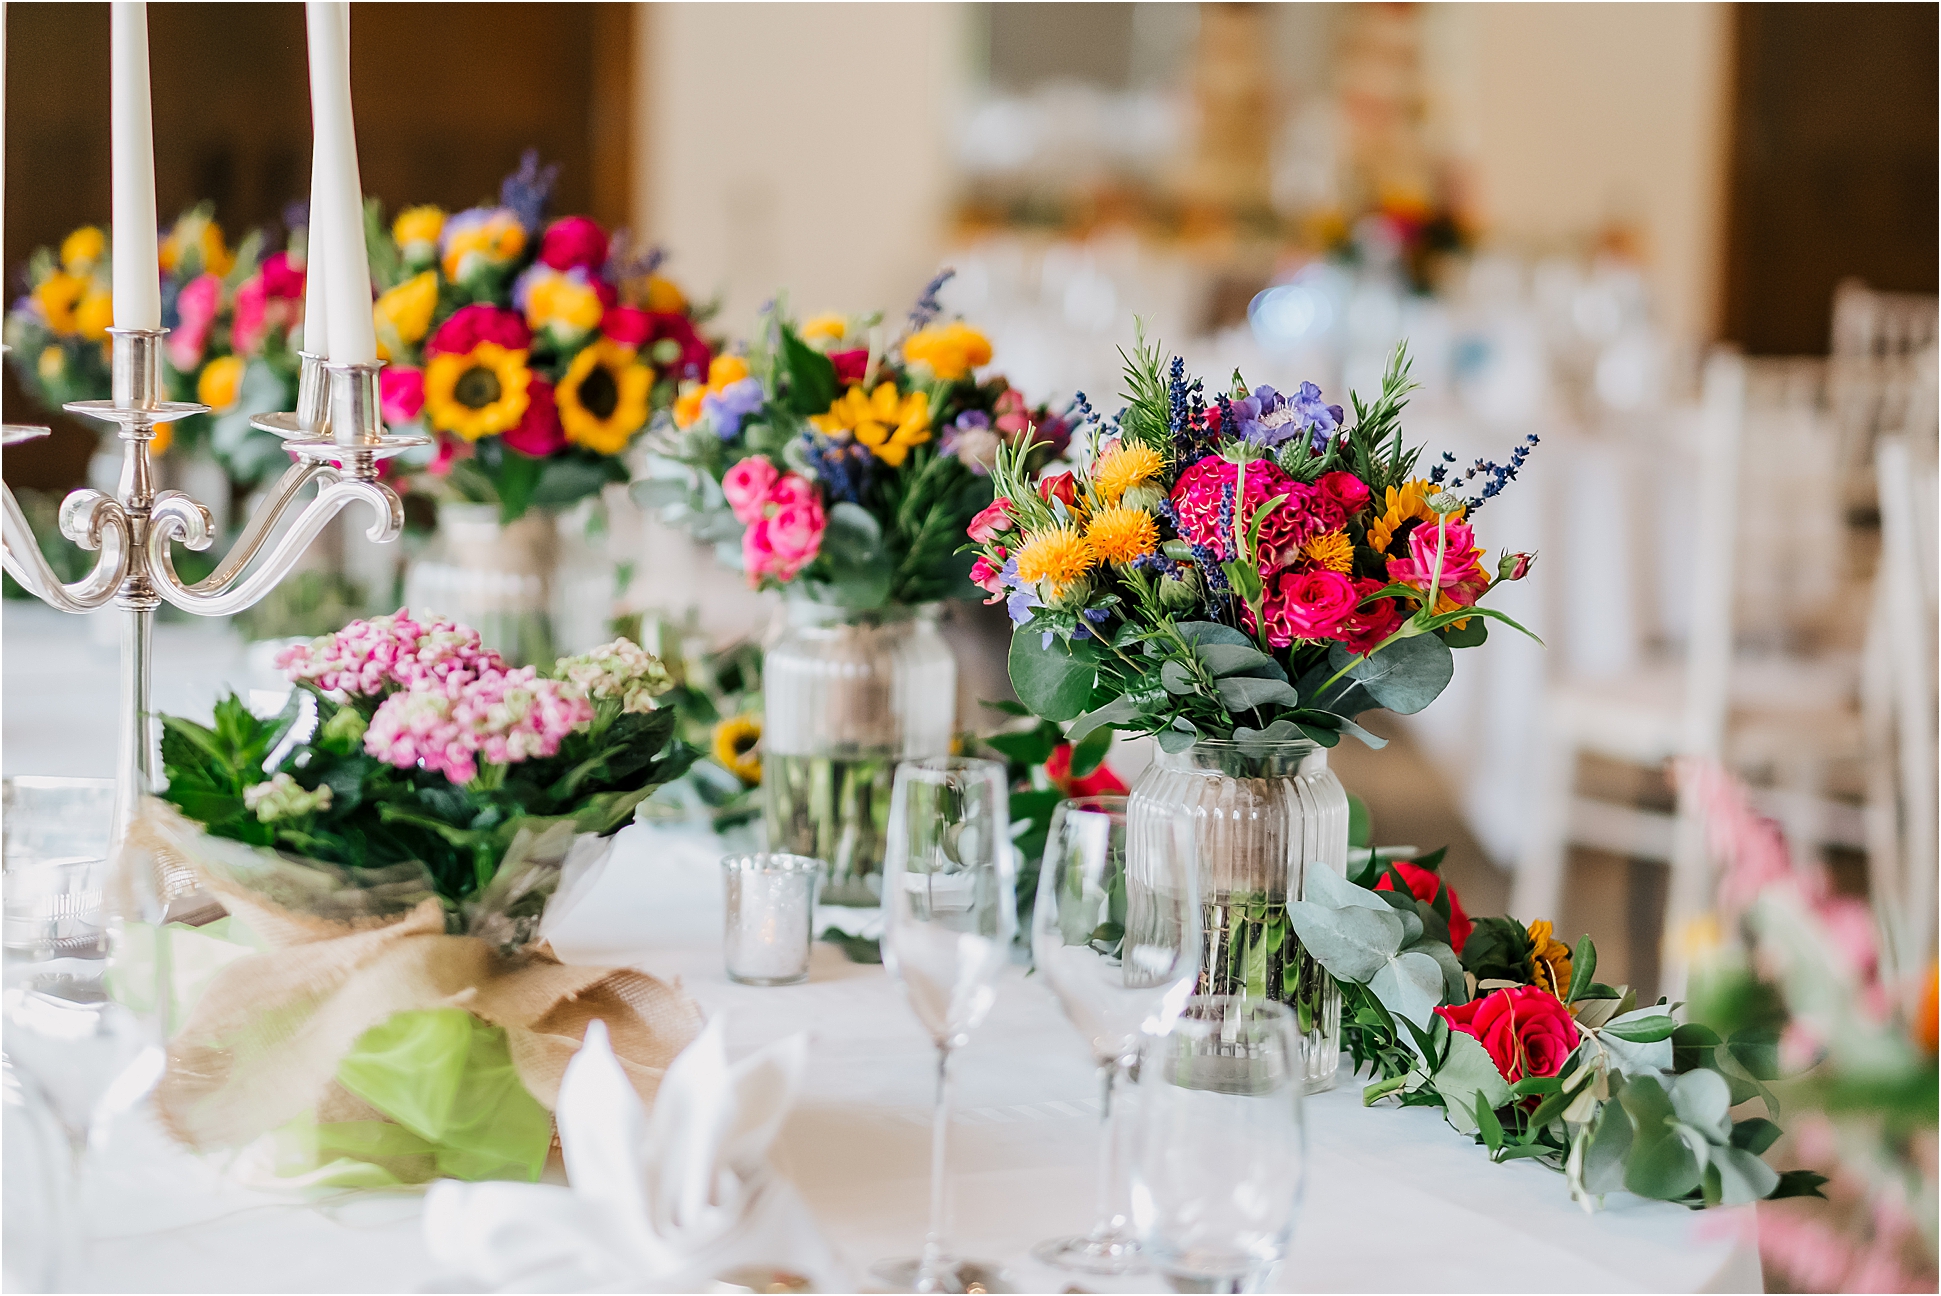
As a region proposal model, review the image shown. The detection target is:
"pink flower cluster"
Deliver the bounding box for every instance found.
[723,455,827,586]
[276,611,500,697]
[1384,516,1490,608]
[363,665,592,785]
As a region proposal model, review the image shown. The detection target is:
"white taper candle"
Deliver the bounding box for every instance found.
[303,1,375,366]
[300,93,328,355]
[110,2,161,331]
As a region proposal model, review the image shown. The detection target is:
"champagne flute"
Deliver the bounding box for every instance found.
[1030,795,1199,1274]
[871,757,1016,1295]
[1131,997,1307,1294]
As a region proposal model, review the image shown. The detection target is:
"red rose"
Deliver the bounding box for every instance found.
[601,305,652,347]
[260,250,305,300]
[829,348,870,385]
[537,215,609,273]
[1332,577,1405,655]
[1248,567,1358,647]
[428,303,531,357]
[1045,743,1129,797]
[1038,471,1079,509]
[1373,859,1473,953]
[1434,985,1580,1083]
[1316,470,1371,517]
[502,376,565,458]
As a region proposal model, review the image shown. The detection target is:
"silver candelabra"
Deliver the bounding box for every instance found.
[1,326,425,848]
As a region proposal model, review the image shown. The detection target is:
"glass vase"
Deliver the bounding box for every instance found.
[1127,737,1350,1092]
[403,503,557,665]
[762,602,956,906]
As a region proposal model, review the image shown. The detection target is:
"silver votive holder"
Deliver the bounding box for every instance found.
[720,853,822,986]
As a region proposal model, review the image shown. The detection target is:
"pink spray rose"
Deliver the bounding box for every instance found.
[167,273,224,371]
[993,387,1030,435]
[970,549,1007,598]
[1385,517,1488,603]
[427,303,531,357]
[722,455,781,524]
[380,366,425,424]
[537,215,609,273]
[967,497,1016,543]
[260,250,305,300]
[761,496,825,582]
[1248,567,1360,647]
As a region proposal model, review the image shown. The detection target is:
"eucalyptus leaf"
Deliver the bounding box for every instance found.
[1008,631,1098,723]
[1711,1145,1781,1205]
[1368,950,1444,1027]
[1215,675,1300,711]
[1285,873,1405,985]
[1176,621,1252,648]
[1160,660,1198,695]
[1669,1068,1732,1141]
[1067,696,1142,744]
[1196,643,1279,679]
[1326,634,1454,715]
[1433,1031,1513,1133]
[1155,726,1200,754]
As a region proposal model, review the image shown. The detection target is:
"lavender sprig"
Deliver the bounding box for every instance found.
[1459,433,1541,513]
[499,149,558,232]
[906,268,956,331]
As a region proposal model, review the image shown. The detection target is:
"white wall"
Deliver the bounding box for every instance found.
[1432,2,1733,344]
[636,3,969,333]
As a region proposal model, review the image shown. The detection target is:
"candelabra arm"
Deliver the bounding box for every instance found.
[147,470,404,617]
[148,458,326,595]
[1,480,131,611]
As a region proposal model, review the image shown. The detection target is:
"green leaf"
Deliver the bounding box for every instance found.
[1597,1006,1676,1076]
[1175,621,1252,647]
[1601,1014,1677,1044]
[1068,725,1113,778]
[1475,1093,1506,1152]
[1671,1022,1723,1074]
[1669,1067,1733,1140]
[1433,1032,1513,1133]
[1159,659,1198,695]
[493,450,542,524]
[1580,1097,1634,1196]
[984,727,1059,768]
[1368,949,1444,1028]
[1712,1145,1780,1205]
[1008,630,1099,723]
[1767,1170,1830,1200]
[1284,865,1407,983]
[1439,617,1488,648]
[1727,1027,1781,1082]
[1348,793,1371,848]
[1327,634,1454,715]
[778,323,838,417]
[1067,695,1143,744]
[1566,934,1597,1003]
[1195,643,1279,678]
[1215,675,1300,712]
[1618,1074,1703,1201]
[1729,1117,1782,1156]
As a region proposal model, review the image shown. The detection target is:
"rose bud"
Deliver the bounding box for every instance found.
[1038,471,1079,509]
[1497,551,1536,582]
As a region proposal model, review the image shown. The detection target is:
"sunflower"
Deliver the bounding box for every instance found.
[712,714,762,786]
[1086,505,1158,564]
[1301,529,1355,574]
[1367,479,1468,556]
[1527,919,1573,999]
[558,340,653,455]
[60,226,105,270]
[423,342,533,441]
[74,288,113,342]
[1093,441,1164,504]
[810,383,931,467]
[373,271,439,359]
[32,272,86,335]
[1015,526,1094,593]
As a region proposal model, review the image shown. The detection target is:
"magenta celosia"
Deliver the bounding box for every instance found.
[1168,457,1324,565]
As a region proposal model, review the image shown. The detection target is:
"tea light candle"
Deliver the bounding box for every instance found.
[720,854,821,986]
[109,2,161,331]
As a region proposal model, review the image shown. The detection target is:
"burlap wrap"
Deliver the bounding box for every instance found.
[126,800,704,1154]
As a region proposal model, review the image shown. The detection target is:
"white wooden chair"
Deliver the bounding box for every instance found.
[1511,352,1866,995]
[1829,279,1939,508]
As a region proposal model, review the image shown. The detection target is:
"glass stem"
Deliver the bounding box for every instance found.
[921,1043,953,1283]
[1091,1055,1134,1240]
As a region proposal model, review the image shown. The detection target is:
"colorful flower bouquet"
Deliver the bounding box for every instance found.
[131,611,703,1184]
[1287,844,1825,1210]
[5,205,307,486]
[636,272,1070,608]
[972,334,1537,754]
[370,154,714,524]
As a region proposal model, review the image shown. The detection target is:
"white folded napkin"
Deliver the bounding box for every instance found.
[423,1016,844,1293]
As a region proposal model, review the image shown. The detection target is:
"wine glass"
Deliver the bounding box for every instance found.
[871,757,1016,1295]
[1030,795,1199,1274]
[1131,997,1307,1294]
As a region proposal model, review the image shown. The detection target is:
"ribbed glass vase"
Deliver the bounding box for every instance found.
[1127,737,1351,1092]
[762,602,956,906]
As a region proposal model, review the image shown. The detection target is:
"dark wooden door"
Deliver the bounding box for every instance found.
[1721,3,1939,355]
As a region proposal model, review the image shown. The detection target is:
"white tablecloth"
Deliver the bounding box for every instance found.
[4,606,1761,1294]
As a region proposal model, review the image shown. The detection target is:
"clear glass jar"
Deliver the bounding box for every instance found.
[762,602,956,906]
[1127,738,1350,1092]
[403,503,557,664]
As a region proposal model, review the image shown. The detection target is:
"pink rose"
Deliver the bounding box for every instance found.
[167,272,223,371]
[830,348,870,385]
[1316,471,1371,517]
[741,517,778,584]
[502,376,565,457]
[428,303,531,357]
[994,387,1029,435]
[380,366,425,423]
[260,250,305,300]
[722,456,781,525]
[767,472,819,512]
[600,305,652,347]
[1249,567,1360,647]
[231,275,270,356]
[967,497,1016,543]
[970,552,1006,597]
[1385,517,1488,601]
[427,434,468,478]
[537,215,609,273]
[763,498,825,581]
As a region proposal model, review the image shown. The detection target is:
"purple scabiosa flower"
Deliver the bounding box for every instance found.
[499,149,559,233]
[702,377,766,440]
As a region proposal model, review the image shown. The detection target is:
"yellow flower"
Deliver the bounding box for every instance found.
[423,342,533,441]
[1367,479,1463,556]
[642,275,687,314]
[810,382,932,467]
[712,714,762,786]
[800,313,848,344]
[1015,526,1094,593]
[60,226,106,270]
[74,288,114,342]
[558,339,652,455]
[1086,505,1158,564]
[1301,529,1355,574]
[1093,441,1164,504]
[392,205,446,254]
[523,267,606,338]
[33,272,87,335]
[441,210,526,281]
[672,385,704,429]
[902,321,992,381]
[672,354,751,430]
[196,355,246,412]
[149,421,173,456]
[159,213,232,278]
[36,346,64,383]
[1527,920,1573,999]
[373,270,439,359]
